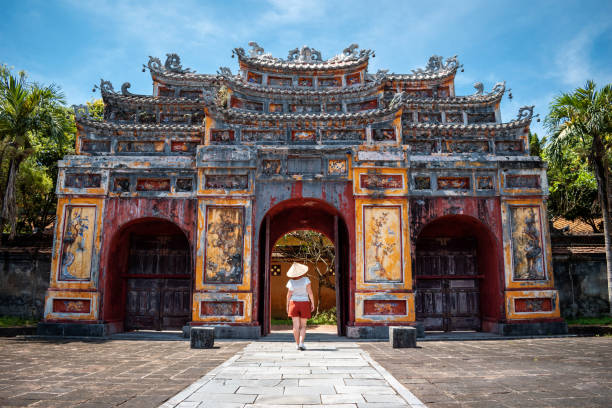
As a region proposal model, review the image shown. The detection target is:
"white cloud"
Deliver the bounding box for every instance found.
[553,22,611,86]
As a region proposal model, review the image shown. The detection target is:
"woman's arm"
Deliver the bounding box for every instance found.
[306,283,315,312]
[286,290,293,315]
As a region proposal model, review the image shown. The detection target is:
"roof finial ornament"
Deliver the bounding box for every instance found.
[217,67,233,77]
[329,44,373,62]
[287,45,323,62]
[389,91,409,109]
[94,79,115,94]
[517,105,535,120]
[72,104,91,121]
[246,42,276,60]
[412,55,462,74]
[121,82,133,96]
[473,82,484,95]
[164,53,193,73]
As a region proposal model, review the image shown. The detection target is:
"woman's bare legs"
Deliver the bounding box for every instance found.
[299,317,308,345]
[291,317,301,346]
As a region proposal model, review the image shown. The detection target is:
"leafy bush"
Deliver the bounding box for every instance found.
[0,316,38,327]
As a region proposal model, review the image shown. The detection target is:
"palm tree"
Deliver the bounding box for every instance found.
[0,67,66,239]
[546,80,612,314]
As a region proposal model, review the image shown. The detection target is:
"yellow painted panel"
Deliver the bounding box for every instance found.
[195,198,252,291]
[355,198,411,290]
[501,199,555,290]
[50,197,104,290]
[352,168,408,196]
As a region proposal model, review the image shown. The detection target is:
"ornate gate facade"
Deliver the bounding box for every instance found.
[40,43,566,337]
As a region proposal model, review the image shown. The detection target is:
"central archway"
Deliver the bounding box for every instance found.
[258,198,350,336]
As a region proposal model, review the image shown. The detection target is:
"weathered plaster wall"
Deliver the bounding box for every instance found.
[0,247,51,318]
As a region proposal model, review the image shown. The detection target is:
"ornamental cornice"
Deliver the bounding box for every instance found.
[74,115,204,132]
[232,42,373,72]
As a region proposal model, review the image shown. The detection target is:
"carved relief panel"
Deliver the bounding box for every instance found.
[58,205,97,281]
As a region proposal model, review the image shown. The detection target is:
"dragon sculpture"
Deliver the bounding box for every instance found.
[412,55,462,74]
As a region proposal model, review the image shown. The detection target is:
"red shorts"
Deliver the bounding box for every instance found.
[288,301,311,319]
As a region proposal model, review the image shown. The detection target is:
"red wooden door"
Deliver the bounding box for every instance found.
[415,237,480,331]
[124,234,191,331]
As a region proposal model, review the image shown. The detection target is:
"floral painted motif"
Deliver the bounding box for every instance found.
[59,206,96,280]
[364,206,402,282]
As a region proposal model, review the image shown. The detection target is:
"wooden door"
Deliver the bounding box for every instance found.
[415,237,480,331]
[124,233,191,331]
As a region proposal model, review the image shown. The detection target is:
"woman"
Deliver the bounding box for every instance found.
[285,262,315,350]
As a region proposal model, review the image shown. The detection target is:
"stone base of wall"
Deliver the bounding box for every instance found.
[346,324,425,339]
[37,322,111,337]
[185,325,261,339]
[493,321,569,336]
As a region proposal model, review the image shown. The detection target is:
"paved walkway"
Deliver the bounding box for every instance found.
[162,341,425,408]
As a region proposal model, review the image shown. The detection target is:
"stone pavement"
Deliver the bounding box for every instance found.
[0,336,245,407]
[162,340,424,408]
[363,336,612,407]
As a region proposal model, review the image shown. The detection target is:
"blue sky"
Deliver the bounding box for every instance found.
[1,0,611,136]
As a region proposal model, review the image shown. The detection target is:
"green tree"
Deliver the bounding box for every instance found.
[546,80,612,314]
[0,66,67,238]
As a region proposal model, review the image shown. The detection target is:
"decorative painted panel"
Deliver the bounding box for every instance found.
[438,177,470,190]
[58,205,97,281]
[171,141,199,153]
[506,175,541,189]
[372,128,395,142]
[204,206,244,284]
[355,199,411,291]
[509,205,546,280]
[288,157,321,174]
[247,71,262,84]
[117,141,165,153]
[514,297,553,313]
[211,129,235,143]
[269,103,283,113]
[268,76,292,86]
[495,141,523,154]
[192,292,252,323]
[346,72,361,86]
[477,176,494,190]
[201,301,244,316]
[52,298,91,314]
[44,291,99,320]
[363,299,406,315]
[242,129,283,142]
[328,159,347,176]
[354,292,414,323]
[318,77,341,87]
[322,129,365,141]
[205,175,248,190]
[363,205,403,283]
[505,290,560,319]
[297,77,312,87]
[80,140,110,153]
[64,173,102,189]
[360,174,403,190]
[136,178,171,191]
[262,160,282,175]
[414,176,431,190]
[292,130,316,141]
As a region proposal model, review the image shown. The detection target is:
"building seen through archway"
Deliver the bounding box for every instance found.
[39,43,566,338]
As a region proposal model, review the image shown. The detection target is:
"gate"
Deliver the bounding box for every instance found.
[124,233,191,330]
[415,237,480,331]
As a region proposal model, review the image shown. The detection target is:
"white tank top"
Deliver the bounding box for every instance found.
[286,277,310,301]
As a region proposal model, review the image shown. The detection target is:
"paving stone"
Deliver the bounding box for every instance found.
[236,386,284,395]
[335,385,396,394]
[321,393,366,403]
[283,385,337,395]
[255,393,322,404]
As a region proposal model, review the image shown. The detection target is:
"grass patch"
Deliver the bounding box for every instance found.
[0,316,38,327]
[271,307,338,326]
[566,316,612,326]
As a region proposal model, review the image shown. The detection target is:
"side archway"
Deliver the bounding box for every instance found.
[414,214,503,332]
[102,218,192,331]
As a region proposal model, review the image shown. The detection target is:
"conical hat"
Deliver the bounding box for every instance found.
[286,262,308,278]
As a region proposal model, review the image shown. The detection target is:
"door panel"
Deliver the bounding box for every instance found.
[415,237,480,332]
[124,233,191,331]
